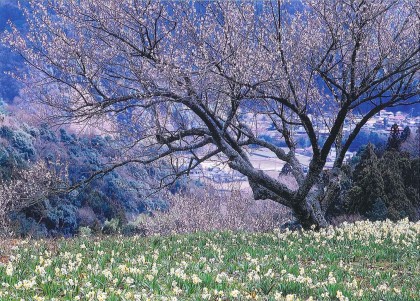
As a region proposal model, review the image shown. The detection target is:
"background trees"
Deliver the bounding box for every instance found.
[345,142,419,221]
[3,0,419,228]
[0,104,173,237]
[345,143,386,218]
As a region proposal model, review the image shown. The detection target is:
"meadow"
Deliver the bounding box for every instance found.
[0,219,419,301]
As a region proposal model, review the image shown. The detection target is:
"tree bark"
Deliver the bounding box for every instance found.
[292,197,329,230]
[319,168,342,214]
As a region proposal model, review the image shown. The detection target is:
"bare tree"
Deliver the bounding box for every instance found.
[3,0,419,228]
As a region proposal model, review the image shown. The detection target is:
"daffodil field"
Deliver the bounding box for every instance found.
[0,219,419,301]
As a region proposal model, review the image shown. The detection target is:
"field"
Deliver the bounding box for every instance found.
[0,219,419,301]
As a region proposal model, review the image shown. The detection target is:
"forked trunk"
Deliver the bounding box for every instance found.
[292,198,329,230]
[250,181,330,229]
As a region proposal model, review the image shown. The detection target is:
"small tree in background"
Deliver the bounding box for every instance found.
[387,124,411,151]
[0,161,65,232]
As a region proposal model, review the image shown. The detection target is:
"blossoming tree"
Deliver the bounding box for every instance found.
[0,161,62,229]
[4,0,419,228]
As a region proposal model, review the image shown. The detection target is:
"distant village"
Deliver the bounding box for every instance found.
[359,109,420,132]
[192,110,420,188]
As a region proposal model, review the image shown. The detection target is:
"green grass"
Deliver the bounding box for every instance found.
[0,219,419,300]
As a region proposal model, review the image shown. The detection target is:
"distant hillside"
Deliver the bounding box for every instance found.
[0,0,23,101]
[0,101,174,237]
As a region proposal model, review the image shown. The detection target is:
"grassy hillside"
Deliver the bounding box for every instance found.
[0,219,419,301]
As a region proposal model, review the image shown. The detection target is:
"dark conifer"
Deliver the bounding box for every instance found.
[387,123,401,150]
[387,124,411,151]
[346,144,387,218]
[380,151,419,221]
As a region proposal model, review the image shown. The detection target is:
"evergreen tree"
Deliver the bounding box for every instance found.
[400,126,411,142]
[346,144,387,218]
[346,142,420,222]
[380,151,419,221]
[387,124,401,150]
[387,124,411,151]
[407,158,420,208]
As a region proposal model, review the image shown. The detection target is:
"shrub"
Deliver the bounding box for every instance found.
[77,206,97,228]
[11,130,36,159]
[39,124,58,142]
[0,125,13,140]
[102,218,120,235]
[121,223,146,237]
[365,198,388,221]
[130,185,290,236]
[56,203,78,235]
[59,128,75,143]
[78,226,92,237]
[0,146,16,180]
[7,212,49,238]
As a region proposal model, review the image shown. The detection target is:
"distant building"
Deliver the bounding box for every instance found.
[379,110,394,119]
